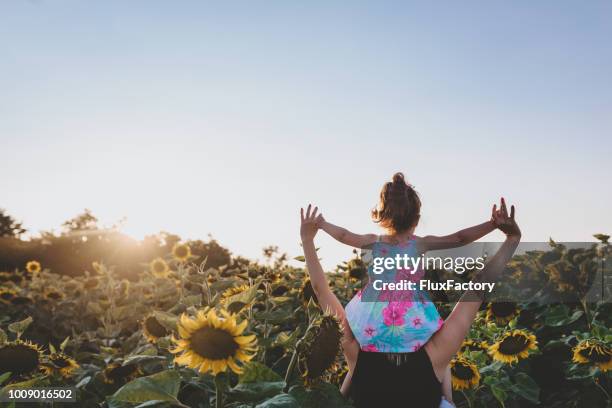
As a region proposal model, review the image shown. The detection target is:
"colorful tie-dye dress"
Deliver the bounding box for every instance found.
[345,237,444,352]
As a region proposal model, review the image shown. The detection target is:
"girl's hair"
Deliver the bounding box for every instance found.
[371,172,421,234]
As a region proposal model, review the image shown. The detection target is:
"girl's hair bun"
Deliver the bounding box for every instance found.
[392,172,407,186]
[372,171,421,233]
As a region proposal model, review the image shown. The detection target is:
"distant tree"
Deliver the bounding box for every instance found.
[0,208,26,238]
[189,237,232,269]
[62,209,99,234]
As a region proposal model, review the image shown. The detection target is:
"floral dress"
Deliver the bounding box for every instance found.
[345,237,444,352]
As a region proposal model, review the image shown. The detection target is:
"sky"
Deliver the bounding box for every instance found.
[1,1,611,270]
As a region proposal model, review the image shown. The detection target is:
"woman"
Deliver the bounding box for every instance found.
[299,198,521,407]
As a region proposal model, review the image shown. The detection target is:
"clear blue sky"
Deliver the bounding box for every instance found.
[1,1,611,269]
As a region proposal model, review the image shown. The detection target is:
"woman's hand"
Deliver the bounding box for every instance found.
[300,204,323,241]
[491,197,521,238]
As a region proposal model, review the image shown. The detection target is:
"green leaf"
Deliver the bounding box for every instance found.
[0,328,7,344]
[288,383,351,408]
[152,311,178,332]
[226,283,259,313]
[8,316,33,336]
[0,372,11,386]
[60,336,70,352]
[491,385,507,407]
[255,393,300,408]
[239,362,283,384]
[293,256,306,262]
[108,369,182,406]
[181,294,202,307]
[228,381,285,403]
[511,372,540,403]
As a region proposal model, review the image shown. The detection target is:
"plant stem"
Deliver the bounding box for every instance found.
[283,341,301,392]
[593,378,610,401]
[214,374,225,408]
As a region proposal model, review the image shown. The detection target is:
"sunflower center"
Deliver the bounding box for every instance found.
[190,327,239,360]
[108,364,138,380]
[498,334,530,355]
[175,247,188,258]
[47,291,62,300]
[0,292,15,300]
[491,302,516,317]
[145,317,168,337]
[0,344,40,375]
[579,345,611,363]
[51,356,71,368]
[453,362,476,380]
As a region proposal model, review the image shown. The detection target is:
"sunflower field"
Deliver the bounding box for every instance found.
[0,236,611,408]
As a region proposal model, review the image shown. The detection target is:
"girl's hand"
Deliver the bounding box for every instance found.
[300,204,323,241]
[491,197,521,238]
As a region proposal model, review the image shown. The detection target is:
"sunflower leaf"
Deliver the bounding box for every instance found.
[0,328,6,344]
[288,383,351,408]
[239,362,283,384]
[228,381,285,402]
[7,316,33,336]
[510,372,540,403]
[255,393,300,408]
[107,369,182,406]
[0,372,11,386]
[152,311,179,332]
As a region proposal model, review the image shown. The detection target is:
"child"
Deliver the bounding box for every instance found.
[316,172,500,406]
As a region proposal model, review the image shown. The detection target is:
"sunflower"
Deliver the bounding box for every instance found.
[40,353,80,378]
[170,307,257,375]
[26,260,41,274]
[271,284,289,296]
[222,284,249,301]
[142,315,169,343]
[102,362,142,384]
[172,243,192,263]
[0,272,12,282]
[83,277,100,289]
[44,288,65,301]
[150,258,170,277]
[300,279,318,305]
[298,313,343,385]
[572,339,612,372]
[0,340,44,379]
[486,302,519,325]
[10,296,33,306]
[346,258,367,281]
[460,339,488,354]
[91,261,103,274]
[489,329,538,364]
[0,287,18,304]
[450,357,480,390]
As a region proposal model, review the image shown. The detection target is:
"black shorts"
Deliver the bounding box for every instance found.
[349,347,442,408]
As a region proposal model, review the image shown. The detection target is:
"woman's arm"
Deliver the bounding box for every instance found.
[425,199,521,379]
[319,217,378,249]
[300,205,345,317]
[442,365,454,404]
[300,205,360,395]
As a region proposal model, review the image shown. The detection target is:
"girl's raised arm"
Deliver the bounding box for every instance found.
[319,216,378,249]
[421,200,504,251]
